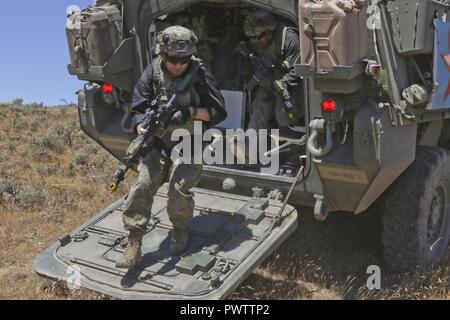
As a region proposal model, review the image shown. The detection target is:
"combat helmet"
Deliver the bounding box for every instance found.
[157,25,198,56]
[243,10,278,38]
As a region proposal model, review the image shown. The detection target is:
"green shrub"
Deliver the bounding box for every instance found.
[74,152,88,165]
[11,107,24,114]
[92,152,107,169]
[48,125,65,136]
[18,186,47,209]
[11,98,23,107]
[42,133,65,153]
[12,113,27,129]
[30,130,65,153]
[37,114,49,125]
[48,124,77,147]
[37,164,59,176]
[31,105,48,115]
[30,135,61,153]
[0,177,18,196]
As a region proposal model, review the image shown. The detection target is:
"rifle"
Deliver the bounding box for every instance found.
[109,60,201,192]
[235,42,296,119]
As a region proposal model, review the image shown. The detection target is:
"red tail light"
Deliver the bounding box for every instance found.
[102,83,114,94]
[322,100,337,112]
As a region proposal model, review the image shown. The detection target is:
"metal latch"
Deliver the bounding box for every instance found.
[98,234,123,247]
[73,231,89,242]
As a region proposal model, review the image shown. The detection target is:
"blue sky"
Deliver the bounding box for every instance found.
[0,0,94,106]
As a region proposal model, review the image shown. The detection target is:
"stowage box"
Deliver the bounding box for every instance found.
[299,0,368,72]
[66,5,123,72]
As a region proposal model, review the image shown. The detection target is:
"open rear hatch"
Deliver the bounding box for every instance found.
[34,186,297,299]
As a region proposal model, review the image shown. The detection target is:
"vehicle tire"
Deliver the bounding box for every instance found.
[382,146,450,273]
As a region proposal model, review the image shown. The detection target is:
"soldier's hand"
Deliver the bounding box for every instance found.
[170,106,191,125]
[136,123,148,135]
[274,80,286,93]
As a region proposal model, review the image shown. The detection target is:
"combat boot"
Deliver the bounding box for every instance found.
[116,231,143,269]
[170,228,189,256]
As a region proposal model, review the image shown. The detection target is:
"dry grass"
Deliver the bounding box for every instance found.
[0,104,448,300]
[0,104,132,300]
[231,209,449,300]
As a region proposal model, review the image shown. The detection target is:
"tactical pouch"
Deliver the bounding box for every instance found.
[127,135,145,158]
[66,5,123,73]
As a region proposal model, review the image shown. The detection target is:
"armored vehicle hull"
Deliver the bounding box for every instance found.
[34,0,450,299]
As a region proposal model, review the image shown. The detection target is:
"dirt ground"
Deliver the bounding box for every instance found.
[0,105,448,300]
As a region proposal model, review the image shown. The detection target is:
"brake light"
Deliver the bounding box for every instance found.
[102,83,114,94]
[322,100,337,112]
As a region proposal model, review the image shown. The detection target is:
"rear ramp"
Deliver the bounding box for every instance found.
[34,186,298,300]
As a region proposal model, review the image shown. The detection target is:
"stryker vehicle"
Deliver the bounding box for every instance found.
[34,0,450,299]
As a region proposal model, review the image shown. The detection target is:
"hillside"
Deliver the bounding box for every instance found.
[0,103,448,300]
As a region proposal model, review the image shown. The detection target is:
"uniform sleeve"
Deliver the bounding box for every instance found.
[279,29,301,88]
[130,64,155,131]
[195,65,227,126]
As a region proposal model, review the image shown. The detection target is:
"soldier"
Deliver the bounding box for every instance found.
[242,9,303,130]
[116,26,227,269]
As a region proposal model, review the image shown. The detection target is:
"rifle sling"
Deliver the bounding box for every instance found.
[174,59,202,96]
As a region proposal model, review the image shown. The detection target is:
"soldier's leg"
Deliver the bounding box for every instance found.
[167,160,203,255]
[117,148,164,268]
[247,87,275,131]
[240,88,275,165]
[122,148,164,232]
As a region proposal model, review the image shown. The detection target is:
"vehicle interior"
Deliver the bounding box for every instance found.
[146,1,307,177]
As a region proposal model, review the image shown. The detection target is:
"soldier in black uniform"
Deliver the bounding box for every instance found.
[116,26,227,269]
[243,10,303,130]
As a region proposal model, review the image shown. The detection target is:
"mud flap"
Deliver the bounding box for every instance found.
[33,186,298,300]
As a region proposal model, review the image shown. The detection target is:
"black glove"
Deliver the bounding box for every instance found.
[170,106,191,126]
[274,80,294,114]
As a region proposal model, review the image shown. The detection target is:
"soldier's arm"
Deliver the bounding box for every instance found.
[130,64,155,132]
[278,29,301,88]
[195,65,227,126]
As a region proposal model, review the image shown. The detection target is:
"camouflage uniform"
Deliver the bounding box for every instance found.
[243,10,303,130]
[117,26,226,268]
[123,60,205,235]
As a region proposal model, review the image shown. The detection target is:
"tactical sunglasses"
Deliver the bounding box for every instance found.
[249,31,266,40]
[165,55,192,65]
